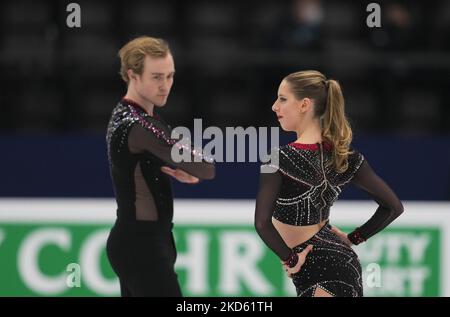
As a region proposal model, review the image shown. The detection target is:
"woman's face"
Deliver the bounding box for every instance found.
[272,80,305,132]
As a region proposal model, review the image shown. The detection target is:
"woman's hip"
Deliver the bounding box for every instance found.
[290,223,363,296]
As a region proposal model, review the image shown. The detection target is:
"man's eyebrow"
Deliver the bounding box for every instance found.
[150,71,176,75]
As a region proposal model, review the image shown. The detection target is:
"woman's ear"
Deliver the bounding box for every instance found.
[298,98,312,114]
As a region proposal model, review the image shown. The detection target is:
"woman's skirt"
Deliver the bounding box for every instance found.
[291,222,363,297]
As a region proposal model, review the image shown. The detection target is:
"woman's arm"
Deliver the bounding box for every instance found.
[254,167,293,261]
[348,159,404,244]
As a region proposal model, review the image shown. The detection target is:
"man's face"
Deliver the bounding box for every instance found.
[133,54,175,107]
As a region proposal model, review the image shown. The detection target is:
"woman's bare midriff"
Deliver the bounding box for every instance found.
[272,217,329,249]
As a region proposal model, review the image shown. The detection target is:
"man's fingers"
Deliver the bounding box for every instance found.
[161,166,175,173]
[185,176,200,184]
[161,166,175,176]
[161,167,200,184]
[175,169,200,183]
[173,168,183,176]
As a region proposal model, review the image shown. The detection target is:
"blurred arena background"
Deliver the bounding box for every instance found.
[0,0,449,296]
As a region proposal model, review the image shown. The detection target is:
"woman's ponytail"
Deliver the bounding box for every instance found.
[322,79,353,173]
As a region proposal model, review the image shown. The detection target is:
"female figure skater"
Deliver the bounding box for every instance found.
[106,36,215,296]
[254,70,404,297]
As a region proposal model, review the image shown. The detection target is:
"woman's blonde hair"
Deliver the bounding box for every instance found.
[118,36,171,84]
[284,70,353,173]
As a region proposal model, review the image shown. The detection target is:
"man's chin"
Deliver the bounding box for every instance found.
[154,102,167,108]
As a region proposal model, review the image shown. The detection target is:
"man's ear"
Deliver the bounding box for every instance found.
[127,69,137,82]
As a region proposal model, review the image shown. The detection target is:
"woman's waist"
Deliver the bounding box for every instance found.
[272,217,329,249]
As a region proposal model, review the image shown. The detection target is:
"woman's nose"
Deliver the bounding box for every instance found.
[272,102,278,112]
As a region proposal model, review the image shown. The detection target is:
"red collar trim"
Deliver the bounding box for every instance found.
[288,142,332,151]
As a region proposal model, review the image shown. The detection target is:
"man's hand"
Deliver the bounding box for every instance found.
[161,166,199,184]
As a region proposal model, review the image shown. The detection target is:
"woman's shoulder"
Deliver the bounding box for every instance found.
[259,144,310,174]
[348,146,365,163]
[341,146,366,178]
[260,144,295,161]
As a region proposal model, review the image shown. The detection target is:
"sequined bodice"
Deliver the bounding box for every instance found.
[106,99,214,223]
[106,100,175,223]
[267,143,364,226]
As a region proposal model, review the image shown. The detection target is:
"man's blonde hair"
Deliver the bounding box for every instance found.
[118,36,171,84]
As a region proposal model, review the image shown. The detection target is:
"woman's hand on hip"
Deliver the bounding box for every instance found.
[330,225,353,247]
[283,244,313,278]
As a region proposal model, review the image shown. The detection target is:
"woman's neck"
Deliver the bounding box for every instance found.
[295,120,322,144]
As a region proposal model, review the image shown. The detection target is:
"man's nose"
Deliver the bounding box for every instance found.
[160,81,168,92]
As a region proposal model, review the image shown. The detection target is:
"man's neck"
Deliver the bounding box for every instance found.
[124,91,154,116]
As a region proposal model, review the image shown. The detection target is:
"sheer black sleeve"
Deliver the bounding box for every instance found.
[128,123,215,180]
[254,165,292,261]
[348,159,404,244]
